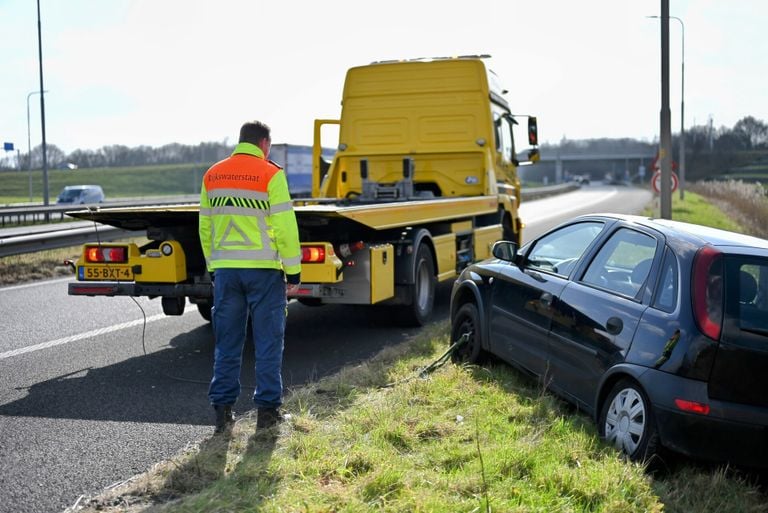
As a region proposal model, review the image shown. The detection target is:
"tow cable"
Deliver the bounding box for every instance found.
[380,331,471,389]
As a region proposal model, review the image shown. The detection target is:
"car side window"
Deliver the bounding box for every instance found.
[526,221,604,276]
[652,248,678,312]
[582,228,657,298]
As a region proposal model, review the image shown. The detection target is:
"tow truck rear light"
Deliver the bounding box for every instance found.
[301,246,326,263]
[85,245,128,263]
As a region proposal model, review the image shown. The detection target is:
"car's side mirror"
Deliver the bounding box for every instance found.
[492,240,518,262]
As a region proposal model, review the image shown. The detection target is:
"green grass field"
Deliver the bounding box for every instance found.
[644,191,743,232]
[0,163,208,204]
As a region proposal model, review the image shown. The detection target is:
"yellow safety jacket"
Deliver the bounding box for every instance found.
[199,142,301,282]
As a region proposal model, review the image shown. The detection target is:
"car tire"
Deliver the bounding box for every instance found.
[450,302,487,364]
[599,379,661,463]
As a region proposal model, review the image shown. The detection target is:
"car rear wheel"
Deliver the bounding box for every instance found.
[599,379,660,463]
[450,302,486,364]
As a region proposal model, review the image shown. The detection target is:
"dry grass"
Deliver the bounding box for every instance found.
[0,245,82,285]
[690,180,768,238]
[0,237,149,286]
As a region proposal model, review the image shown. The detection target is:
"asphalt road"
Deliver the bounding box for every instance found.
[0,185,652,513]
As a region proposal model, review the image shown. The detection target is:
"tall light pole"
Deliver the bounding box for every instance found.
[36,0,50,207]
[26,89,48,201]
[648,14,685,200]
[657,1,673,219]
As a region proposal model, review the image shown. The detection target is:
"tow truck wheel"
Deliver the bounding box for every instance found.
[161,296,185,316]
[196,302,212,322]
[401,243,436,326]
[500,209,516,242]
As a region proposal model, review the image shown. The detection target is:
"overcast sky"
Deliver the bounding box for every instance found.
[1,0,766,154]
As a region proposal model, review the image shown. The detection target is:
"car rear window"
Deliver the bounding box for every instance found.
[711,256,768,408]
[730,260,768,336]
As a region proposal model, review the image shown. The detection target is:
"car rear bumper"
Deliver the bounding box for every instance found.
[639,370,768,469]
[654,406,768,468]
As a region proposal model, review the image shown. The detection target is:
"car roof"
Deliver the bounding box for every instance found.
[63,185,101,190]
[574,213,768,251]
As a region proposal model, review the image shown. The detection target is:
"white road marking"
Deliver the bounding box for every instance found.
[0,310,193,361]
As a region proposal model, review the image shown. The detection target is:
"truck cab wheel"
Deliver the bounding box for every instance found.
[400,243,436,326]
[500,209,517,242]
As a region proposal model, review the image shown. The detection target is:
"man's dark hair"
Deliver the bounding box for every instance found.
[239,121,271,145]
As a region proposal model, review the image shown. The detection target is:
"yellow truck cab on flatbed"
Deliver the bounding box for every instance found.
[68,55,538,325]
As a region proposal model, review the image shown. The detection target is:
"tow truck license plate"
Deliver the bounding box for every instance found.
[80,266,134,281]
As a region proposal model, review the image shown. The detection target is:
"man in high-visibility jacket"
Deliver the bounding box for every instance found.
[199,120,301,432]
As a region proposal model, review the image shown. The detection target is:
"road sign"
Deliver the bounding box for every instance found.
[651,170,679,194]
[650,153,678,172]
[3,142,14,152]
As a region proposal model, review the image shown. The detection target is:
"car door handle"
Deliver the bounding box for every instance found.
[606,316,623,335]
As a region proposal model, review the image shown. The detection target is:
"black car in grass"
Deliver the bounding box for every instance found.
[450,213,768,468]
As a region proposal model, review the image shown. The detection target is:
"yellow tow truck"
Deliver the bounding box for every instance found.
[68,55,539,325]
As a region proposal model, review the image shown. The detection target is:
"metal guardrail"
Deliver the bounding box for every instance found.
[0,185,579,258]
[520,182,580,200]
[0,222,141,258]
[0,195,199,226]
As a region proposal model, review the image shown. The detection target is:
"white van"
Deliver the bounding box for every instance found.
[56,185,105,204]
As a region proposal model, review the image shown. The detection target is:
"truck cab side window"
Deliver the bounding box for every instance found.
[500,115,515,163]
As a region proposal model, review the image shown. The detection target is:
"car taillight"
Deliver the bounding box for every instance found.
[691,245,723,341]
[301,246,326,263]
[674,398,710,415]
[85,245,128,263]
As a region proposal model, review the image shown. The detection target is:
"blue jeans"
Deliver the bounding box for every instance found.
[208,268,287,409]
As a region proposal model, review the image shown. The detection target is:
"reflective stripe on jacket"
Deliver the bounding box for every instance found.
[198,142,301,280]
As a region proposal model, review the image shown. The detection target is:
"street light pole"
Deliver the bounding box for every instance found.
[672,15,685,200]
[26,89,48,202]
[648,14,685,200]
[36,0,50,207]
[658,1,673,219]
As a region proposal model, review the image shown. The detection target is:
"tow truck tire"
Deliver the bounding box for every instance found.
[500,209,516,242]
[197,302,212,322]
[161,296,186,316]
[400,243,436,326]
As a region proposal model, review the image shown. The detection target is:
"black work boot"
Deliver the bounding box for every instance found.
[256,407,281,429]
[213,405,235,434]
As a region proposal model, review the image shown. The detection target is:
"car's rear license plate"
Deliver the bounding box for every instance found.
[81,266,133,281]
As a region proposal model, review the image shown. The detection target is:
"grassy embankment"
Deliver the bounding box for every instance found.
[60,182,768,512]
[0,163,206,205]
